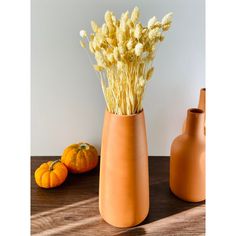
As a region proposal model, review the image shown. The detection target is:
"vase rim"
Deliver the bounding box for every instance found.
[105,109,144,117]
[201,88,206,91]
[188,108,204,114]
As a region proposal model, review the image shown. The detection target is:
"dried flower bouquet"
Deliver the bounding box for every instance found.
[80,7,173,115]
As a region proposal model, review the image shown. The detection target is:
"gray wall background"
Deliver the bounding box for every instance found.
[31,0,205,156]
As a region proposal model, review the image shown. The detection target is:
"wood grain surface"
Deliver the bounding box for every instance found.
[31,156,205,235]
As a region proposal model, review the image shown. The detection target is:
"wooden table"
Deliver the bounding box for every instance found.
[31,157,205,235]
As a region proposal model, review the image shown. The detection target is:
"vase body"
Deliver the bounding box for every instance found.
[99,110,149,228]
[182,88,206,134]
[170,108,205,202]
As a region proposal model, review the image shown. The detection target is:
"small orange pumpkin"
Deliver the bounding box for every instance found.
[34,160,68,188]
[61,142,98,173]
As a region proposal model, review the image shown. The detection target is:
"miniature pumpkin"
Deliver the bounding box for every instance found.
[61,142,98,173]
[34,160,68,188]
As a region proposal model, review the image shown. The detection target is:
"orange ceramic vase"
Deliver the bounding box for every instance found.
[183,88,206,134]
[170,108,205,202]
[198,88,206,112]
[99,110,149,228]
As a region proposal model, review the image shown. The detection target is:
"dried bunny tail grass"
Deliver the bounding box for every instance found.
[126,39,134,50]
[80,40,86,48]
[102,23,108,35]
[146,67,154,81]
[134,43,143,56]
[104,11,113,27]
[107,53,115,63]
[134,23,142,39]
[80,30,87,38]
[118,45,126,55]
[113,47,121,61]
[111,15,117,25]
[95,51,106,67]
[131,6,140,23]
[162,23,171,31]
[91,21,99,33]
[148,16,157,29]
[80,7,173,115]
[116,29,126,44]
[121,11,129,23]
[148,28,161,40]
[161,12,173,25]
[94,65,104,71]
[89,41,95,53]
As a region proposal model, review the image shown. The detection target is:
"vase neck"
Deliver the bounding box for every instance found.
[185,108,205,137]
[198,88,206,111]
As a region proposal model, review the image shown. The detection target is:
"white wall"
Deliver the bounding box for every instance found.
[31,0,205,156]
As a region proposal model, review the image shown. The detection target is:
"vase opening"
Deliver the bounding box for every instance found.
[185,108,205,136]
[189,108,204,114]
[106,109,144,117]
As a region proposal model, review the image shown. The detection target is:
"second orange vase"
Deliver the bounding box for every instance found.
[170,108,205,202]
[99,110,149,228]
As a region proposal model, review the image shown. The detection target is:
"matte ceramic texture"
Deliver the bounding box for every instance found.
[170,108,205,202]
[198,88,206,134]
[99,110,149,228]
[183,88,206,134]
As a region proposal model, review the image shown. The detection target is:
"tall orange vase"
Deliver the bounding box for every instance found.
[99,110,149,228]
[170,108,205,202]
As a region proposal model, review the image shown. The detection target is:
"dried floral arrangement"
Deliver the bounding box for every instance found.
[80,7,173,115]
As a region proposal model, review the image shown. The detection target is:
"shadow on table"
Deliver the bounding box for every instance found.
[114,180,205,236]
[114,227,146,236]
[144,181,205,223]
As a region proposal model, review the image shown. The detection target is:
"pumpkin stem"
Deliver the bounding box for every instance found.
[79,143,89,150]
[49,160,61,171]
